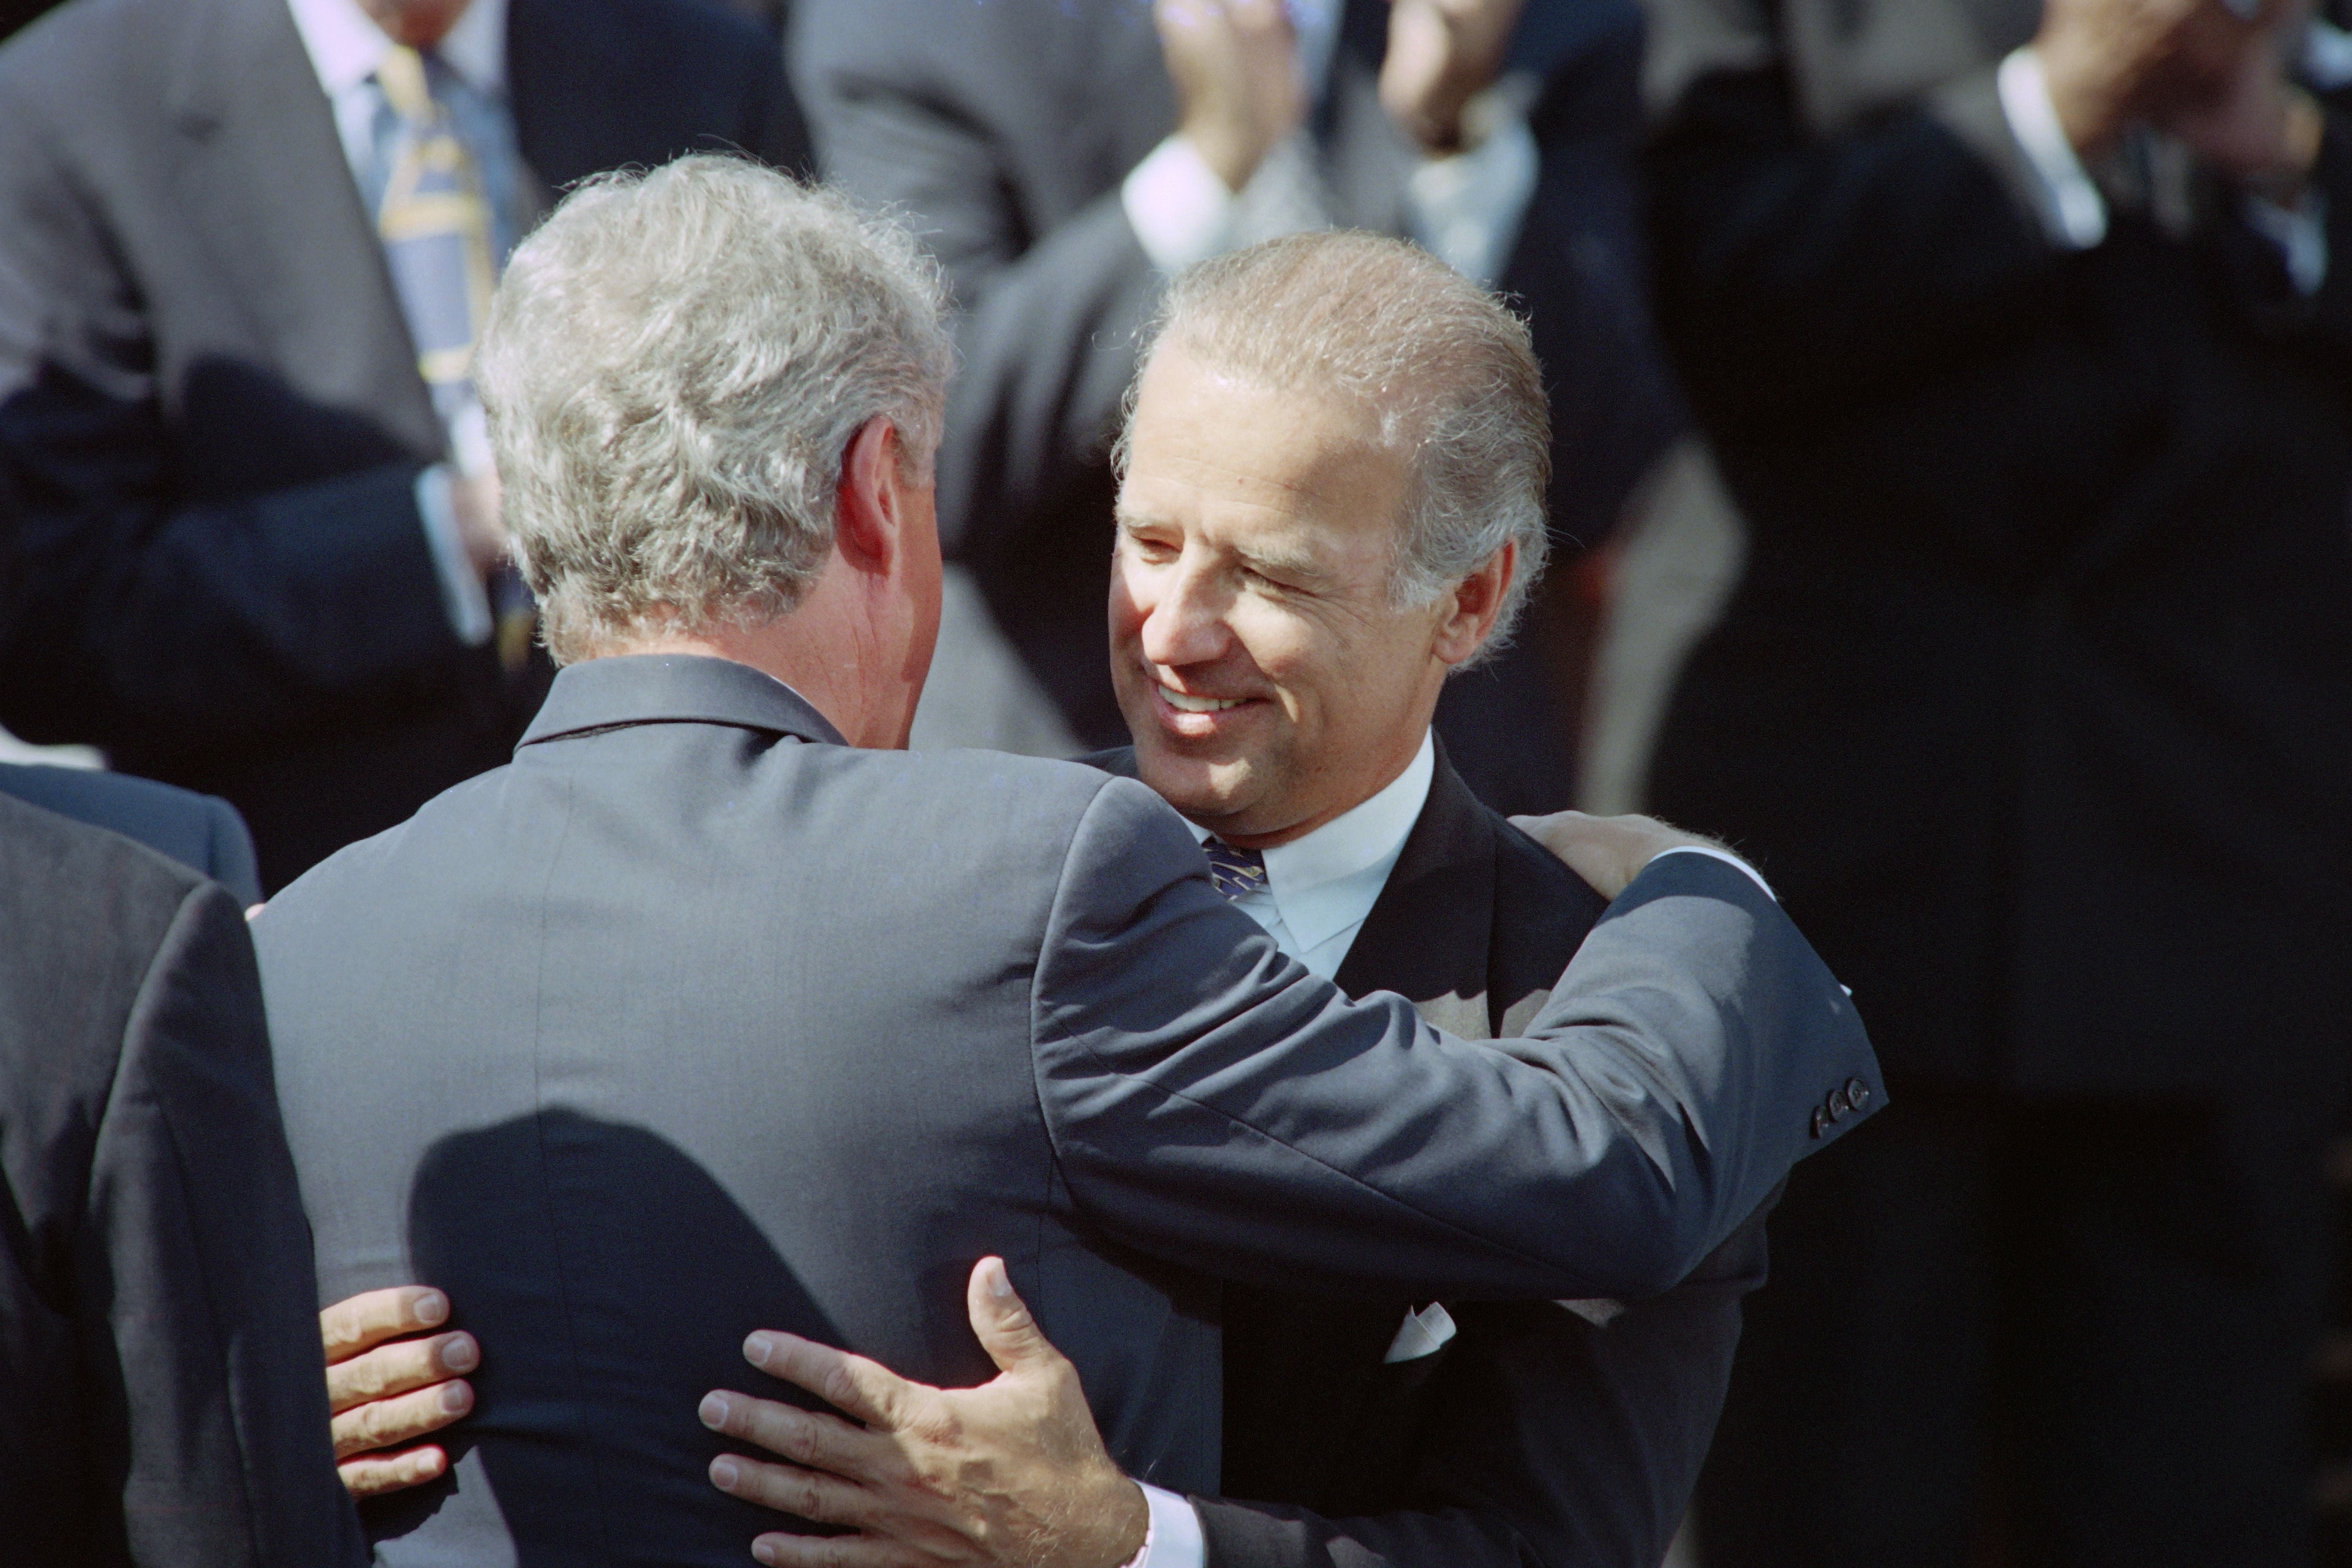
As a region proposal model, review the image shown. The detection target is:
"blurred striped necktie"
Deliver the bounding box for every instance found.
[374,44,534,670]
[374,45,493,411]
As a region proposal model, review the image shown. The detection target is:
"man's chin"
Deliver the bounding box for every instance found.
[1129,738,1258,823]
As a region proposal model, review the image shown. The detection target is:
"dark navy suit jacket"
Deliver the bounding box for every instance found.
[1090,745,1772,1568]
[0,792,358,1567]
[0,762,260,906]
[253,654,1879,1566]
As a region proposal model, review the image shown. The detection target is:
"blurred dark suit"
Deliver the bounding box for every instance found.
[0,763,261,905]
[1636,0,2352,1557]
[1087,743,1769,1568]
[254,651,1874,1565]
[0,792,360,1568]
[793,0,1681,813]
[0,0,808,891]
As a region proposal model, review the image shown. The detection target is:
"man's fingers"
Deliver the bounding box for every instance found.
[325,1331,478,1414]
[337,1443,449,1499]
[331,1378,473,1460]
[699,1391,900,1485]
[748,1530,933,1568]
[709,1452,904,1533]
[320,1286,449,1363]
[965,1256,1061,1375]
[744,1331,919,1429]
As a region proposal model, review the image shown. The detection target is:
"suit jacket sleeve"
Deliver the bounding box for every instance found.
[1643,63,2063,418]
[1030,776,1875,1302]
[789,22,1162,557]
[1187,1204,1774,1568]
[82,882,364,1568]
[0,71,462,756]
[1646,62,2352,420]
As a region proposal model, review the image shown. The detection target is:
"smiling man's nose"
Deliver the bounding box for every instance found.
[1140,562,1233,668]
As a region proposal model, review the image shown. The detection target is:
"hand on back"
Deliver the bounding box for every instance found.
[701,1258,1146,1568]
[319,1286,477,1498]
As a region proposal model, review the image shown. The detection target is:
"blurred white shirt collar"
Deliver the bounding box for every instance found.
[286,0,507,98]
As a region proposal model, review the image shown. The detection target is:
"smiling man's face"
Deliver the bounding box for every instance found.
[1110,340,1477,848]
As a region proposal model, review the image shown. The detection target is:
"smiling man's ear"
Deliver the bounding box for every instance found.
[1432,541,1514,666]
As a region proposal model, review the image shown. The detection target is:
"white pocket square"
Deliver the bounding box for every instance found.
[1383,1301,1458,1364]
[1556,1297,1627,1328]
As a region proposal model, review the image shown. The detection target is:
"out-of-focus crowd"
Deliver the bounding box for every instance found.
[0,0,2347,1563]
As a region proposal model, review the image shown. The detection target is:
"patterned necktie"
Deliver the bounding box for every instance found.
[1202,839,1270,903]
[374,45,494,414]
[375,46,536,671]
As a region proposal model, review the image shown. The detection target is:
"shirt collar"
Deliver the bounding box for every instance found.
[285,0,508,100]
[1188,730,1436,955]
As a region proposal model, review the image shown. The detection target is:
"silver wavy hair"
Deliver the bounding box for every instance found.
[1115,231,1553,665]
[476,155,954,662]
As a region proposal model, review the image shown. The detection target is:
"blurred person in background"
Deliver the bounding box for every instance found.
[1633,0,2352,1556]
[791,0,1682,816]
[0,0,809,891]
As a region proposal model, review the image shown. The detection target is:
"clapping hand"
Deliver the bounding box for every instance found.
[1379,0,1527,153]
[2037,0,2321,187]
[1155,0,1307,191]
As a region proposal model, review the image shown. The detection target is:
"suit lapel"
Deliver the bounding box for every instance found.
[165,0,442,459]
[1332,743,1499,1039]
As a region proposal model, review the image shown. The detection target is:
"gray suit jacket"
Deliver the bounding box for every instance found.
[0,0,806,890]
[0,793,359,1567]
[253,653,1880,1566]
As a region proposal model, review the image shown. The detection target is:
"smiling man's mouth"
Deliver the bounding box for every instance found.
[1158,684,1250,713]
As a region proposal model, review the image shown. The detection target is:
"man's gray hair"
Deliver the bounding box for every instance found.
[1117,231,1552,663]
[476,155,954,662]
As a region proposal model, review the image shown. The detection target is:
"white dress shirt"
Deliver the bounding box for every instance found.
[285,0,514,646]
[1182,731,1437,980]
[1122,2,1540,288]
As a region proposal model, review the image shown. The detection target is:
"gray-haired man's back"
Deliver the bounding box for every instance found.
[254,652,1879,1565]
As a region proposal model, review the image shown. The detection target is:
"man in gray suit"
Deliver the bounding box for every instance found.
[255,156,1878,1566]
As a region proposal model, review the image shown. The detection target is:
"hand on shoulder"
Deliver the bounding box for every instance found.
[1506,810,1732,901]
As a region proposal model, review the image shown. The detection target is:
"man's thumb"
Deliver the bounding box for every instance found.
[967,1256,1052,1374]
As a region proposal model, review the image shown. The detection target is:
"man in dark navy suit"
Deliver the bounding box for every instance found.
[0,763,263,905]
[694,232,1786,1568]
[0,0,807,890]
[0,792,362,1568]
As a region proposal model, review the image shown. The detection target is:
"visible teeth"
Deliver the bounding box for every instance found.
[1161,686,1244,713]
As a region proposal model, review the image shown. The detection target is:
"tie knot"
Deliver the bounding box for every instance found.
[377,44,441,124]
[1202,839,1269,903]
